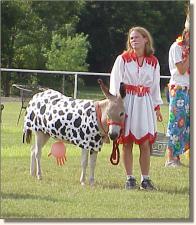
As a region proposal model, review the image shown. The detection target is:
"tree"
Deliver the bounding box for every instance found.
[1,0,48,95]
[1,0,28,95]
[1,0,86,96]
[46,33,90,71]
[76,1,188,80]
[45,32,90,94]
[1,0,188,95]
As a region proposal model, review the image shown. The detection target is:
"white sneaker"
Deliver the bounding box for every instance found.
[165,160,180,168]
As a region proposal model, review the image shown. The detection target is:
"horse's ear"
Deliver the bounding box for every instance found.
[119,82,126,99]
[97,79,113,99]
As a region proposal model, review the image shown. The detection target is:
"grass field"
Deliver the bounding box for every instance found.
[0,91,190,220]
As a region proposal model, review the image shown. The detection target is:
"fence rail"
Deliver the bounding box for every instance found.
[1,68,170,98]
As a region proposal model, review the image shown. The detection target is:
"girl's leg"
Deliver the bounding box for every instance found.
[139,139,150,176]
[139,139,156,190]
[166,147,175,161]
[122,142,133,176]
[122,142,136,189]
[165,88,179,166]
[166,89,189,167]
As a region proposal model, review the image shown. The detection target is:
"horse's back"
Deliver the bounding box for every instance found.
[24,89,103,151]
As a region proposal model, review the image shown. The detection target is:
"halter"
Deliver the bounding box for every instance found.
[95,103,124,135]
[107,119,124,129]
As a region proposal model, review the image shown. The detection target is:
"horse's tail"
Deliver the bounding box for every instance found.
[23,129,32,144]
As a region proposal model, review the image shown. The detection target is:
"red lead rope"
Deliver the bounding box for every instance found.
[108,121,124,166]
[110,140,120,165]
[108,120,124,166]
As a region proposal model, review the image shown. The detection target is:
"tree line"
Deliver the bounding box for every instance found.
[1,0,188,96]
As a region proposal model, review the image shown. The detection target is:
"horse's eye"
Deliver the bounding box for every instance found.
[120,112,124,117]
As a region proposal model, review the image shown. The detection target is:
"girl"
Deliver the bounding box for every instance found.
[110,26,163,190]
[165,27,190,167]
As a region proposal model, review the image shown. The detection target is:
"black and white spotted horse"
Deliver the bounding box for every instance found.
[23,80,126,185]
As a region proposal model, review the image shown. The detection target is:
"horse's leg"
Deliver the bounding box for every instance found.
[30,144,36,176]
[34,131,50,180]
[80,148,89,186]
[89,150,98,186]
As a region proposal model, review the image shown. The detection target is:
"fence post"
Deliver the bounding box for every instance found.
[74,73,78,98]
[62,75,65,94]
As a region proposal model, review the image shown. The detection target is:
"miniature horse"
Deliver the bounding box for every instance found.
[23,80,125,185]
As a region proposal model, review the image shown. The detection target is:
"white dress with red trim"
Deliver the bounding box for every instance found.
[109,51,163,144]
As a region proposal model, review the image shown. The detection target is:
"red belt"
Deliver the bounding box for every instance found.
[124,84,150,96]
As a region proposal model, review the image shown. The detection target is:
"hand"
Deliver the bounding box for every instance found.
[186,53,189,61]
[182,46,189,58]
[183,50,189,60]
[156,110,163,122]
[182,53,189,70]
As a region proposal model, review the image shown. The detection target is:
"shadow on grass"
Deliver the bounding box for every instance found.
[1,192,80,219]
[1,192,67,203]
[96,181,123,189]
[157,186,190,195]
[2,212,40,219]
[95,181,189,195]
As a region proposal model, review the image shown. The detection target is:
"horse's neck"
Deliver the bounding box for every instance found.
[97,99,109,119]
[95,99,109,134]
[93,99,110,143]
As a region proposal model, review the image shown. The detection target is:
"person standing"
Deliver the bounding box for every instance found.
[110,26,163,190]
[165,27,190,167]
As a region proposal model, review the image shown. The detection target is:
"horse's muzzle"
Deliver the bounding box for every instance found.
[109,132,119,141]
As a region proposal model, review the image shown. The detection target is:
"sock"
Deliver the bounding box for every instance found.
[127,175,135,180]
[141,175,149,182]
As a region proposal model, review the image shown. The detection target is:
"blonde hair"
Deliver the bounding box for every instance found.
[126,26,155,56]
[182,27,189,45]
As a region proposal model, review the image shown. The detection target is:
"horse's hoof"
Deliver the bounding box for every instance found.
[89,180,94,186]
[81,182,85,186]
[30,171,36,177]
[37,175,42,180]
[30,173,36,177]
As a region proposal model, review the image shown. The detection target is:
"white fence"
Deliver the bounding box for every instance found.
[0,68,170,98]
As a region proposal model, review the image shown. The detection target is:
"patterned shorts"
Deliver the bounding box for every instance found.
[167,87,190,157]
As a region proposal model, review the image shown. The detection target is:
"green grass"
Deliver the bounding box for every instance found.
[78,85,105,99]
[1,98,190,220]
